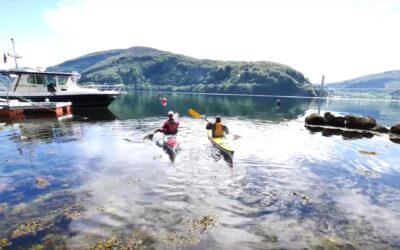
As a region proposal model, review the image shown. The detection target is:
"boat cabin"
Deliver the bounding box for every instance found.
[0,69,81,95]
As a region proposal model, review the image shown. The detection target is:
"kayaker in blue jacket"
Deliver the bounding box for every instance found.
[156,111,179,135]
[206,116,229,138]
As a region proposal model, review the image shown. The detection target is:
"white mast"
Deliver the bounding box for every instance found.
[7,38,21,69]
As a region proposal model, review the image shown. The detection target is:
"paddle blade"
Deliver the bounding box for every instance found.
[188,108,201,119]
[232,134,241,140]
[143,133,154,140]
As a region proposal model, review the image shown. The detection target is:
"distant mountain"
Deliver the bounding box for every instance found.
[47,46,324,96]
[326,70,400,99]
[327,70,400,89]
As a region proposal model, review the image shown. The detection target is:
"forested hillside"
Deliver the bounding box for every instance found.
[48,47,324,96]
[326,70,400,99]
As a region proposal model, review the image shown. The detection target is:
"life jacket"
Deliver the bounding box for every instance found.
[163,118,179,135]
[213,122,224,137]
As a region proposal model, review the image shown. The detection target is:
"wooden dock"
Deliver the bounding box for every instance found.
[0,100,72,120]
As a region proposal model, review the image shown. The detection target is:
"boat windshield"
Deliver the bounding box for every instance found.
[57,75,68,85]
[25,74,70,86]
[0,74,18,91]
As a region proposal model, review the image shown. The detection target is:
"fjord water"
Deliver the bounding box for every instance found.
[1,92,400,249]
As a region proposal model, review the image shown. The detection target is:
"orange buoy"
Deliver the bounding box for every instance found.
[161,97,167,106]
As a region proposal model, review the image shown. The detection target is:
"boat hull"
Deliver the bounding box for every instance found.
[207,130,234,158]
[0,93,119,108]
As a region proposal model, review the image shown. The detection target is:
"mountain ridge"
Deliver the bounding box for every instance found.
[326,70,400,89]
[47,46,324,96]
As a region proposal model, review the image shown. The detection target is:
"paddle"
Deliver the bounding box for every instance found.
[143,112,180,140]
[188,108,241,140]
[143,133,155,140]
[188,108,208,121]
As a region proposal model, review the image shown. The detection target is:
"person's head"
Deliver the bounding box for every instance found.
[168,111,174,118]
[216,116,221,123]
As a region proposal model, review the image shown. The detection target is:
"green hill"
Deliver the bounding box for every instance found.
[326,70,400,99]
[47,47,324,96]
[327,70,400,89]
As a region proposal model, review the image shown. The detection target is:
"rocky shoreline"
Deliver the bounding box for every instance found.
[305,112,400,143]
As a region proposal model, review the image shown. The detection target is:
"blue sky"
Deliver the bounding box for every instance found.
[1,0,400,83]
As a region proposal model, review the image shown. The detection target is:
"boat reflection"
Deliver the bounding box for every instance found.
[2,115,82,145]
[72,108,118,121]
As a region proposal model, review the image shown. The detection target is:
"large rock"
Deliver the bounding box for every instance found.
[342,130,374,139]
[305,113,325,125]
[345,115,377,130]
[371,124,389,133]
[324,112,345,127]
[390,124,400,134]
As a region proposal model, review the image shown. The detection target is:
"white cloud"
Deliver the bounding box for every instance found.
[3,0,400,83]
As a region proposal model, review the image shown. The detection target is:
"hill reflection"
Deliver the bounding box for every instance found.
[110,92,314,121]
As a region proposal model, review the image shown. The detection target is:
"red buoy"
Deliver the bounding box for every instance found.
[161,97,167,106]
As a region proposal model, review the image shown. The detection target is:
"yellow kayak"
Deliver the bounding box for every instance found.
[207,130,234,157]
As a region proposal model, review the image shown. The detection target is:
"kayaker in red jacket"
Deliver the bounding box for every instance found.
[206,116,229,138]
[156,111,179,135]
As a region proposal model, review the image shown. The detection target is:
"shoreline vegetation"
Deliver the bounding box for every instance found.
[47,46,326,97]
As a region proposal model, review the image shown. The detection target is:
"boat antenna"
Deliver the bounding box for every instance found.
[7,38,21,69]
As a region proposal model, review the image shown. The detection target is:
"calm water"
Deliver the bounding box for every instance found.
[1,92,400,249]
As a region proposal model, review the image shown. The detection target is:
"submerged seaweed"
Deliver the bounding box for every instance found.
[163,215,218,249]
[11,219,54,239]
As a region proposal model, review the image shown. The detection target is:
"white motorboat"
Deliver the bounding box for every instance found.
[0,68,123,108]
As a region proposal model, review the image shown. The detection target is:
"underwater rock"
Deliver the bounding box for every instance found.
[356,169,380,178]
[0,203,7,214]
[11,219,53,239]
[305,113,326,125]
[292,192,311,205]
[358,150,377,156]
[261,190,279,207]
[345,115,376,130]
[390,124,400,134]
[126,178,141,186]
[12,202,28,214]
[198,215,217,231]
[164,215,218,249]
[64,205,87,220]
[371,124,389,133]
[316,237,356,250]
[321,128,343,137]
[90,236,120,249]
[0,238,10,249]
[342,130,374,139]
[0,183,16,192]
[305,125,323,132]
[262,234,278,243]
[324,112,345,127]
[389,135,400,144]
[88,232,149,250]
[34,177,50,189]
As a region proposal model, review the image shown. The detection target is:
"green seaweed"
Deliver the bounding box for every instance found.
[11,219,54,239]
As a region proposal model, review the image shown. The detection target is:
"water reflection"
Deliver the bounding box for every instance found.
[72,108,118,121]
[110,92,314,121]
[0,93,400,249]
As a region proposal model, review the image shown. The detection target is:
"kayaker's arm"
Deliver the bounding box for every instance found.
[206,122,213,130]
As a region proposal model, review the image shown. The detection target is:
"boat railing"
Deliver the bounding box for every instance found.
[79,84,128,92]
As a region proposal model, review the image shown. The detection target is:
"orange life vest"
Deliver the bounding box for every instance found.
[213,122,224,137]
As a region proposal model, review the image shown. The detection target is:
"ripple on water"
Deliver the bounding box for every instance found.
[0,112,400,249]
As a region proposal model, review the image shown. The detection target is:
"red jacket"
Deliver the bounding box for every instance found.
[162,118,179,135]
